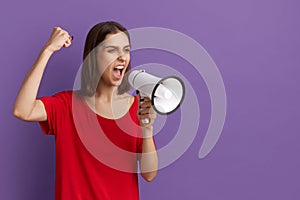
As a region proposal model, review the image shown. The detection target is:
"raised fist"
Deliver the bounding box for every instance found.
[45,27,73,53]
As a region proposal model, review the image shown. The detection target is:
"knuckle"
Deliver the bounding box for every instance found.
[54,27,61,31]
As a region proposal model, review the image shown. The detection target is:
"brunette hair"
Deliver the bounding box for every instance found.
[80,21,131,96]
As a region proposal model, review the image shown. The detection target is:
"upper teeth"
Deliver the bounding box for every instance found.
[115,66,124,69]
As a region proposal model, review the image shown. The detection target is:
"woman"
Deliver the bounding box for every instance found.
[13,21,158,200]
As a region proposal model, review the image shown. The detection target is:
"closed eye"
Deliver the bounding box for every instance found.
[105,45,130,53]
[107,48,117,53]
[124,47,130,52]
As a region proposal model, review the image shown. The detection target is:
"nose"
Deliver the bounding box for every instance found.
[117,54,127,62]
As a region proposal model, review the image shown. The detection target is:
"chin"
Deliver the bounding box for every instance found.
[111,79,123,86]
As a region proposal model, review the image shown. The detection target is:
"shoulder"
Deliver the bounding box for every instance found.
[50,90,74,101]
[39,90,74,106]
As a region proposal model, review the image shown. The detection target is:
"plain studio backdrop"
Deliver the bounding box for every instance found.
[1,0,299,199]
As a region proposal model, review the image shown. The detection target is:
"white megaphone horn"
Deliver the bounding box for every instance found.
[128,70,185,124]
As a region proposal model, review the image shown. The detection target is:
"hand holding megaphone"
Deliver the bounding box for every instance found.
[136,94,157,126]
[128,70,185,124]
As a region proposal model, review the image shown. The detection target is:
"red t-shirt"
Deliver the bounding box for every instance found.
[39,91,143,200]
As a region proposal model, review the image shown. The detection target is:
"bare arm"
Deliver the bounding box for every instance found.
[138,97,158,182]
[139,126,158,182]
[13,27,72,121]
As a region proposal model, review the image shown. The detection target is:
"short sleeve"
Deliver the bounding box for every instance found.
[38,91,72,135]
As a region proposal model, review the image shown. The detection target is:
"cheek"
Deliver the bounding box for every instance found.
[126,54,131,64]
[97,53,116,70]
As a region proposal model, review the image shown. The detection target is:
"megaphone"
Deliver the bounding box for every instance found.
[128,70,185,123]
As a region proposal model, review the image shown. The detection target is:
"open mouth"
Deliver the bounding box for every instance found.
[113,65,125,78]
[114,65,124,73]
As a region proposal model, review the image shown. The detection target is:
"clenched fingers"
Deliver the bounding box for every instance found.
[46,27,73,52]
[63,35,73,48]
[137,95,157,127]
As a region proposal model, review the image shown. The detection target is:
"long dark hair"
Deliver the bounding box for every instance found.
[80,21,131,96]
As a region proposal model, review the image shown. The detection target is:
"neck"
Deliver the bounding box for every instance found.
[94,80,118,103]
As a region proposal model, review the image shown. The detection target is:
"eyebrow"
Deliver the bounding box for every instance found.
[104,45,131,49]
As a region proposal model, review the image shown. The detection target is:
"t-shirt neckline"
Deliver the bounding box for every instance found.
[80,95,136,121]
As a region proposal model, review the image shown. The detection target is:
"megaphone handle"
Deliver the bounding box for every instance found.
[139,92,150,124]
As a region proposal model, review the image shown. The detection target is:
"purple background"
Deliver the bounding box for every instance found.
[1,0,300,199]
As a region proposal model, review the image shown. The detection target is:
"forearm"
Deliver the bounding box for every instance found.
[140,126,158,182]
[13,46,53,119]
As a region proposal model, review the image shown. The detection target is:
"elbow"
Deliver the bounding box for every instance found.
[13,107,22,119]
[142,171,157,182]
[144,176,156,182]
[13,107,28,121]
